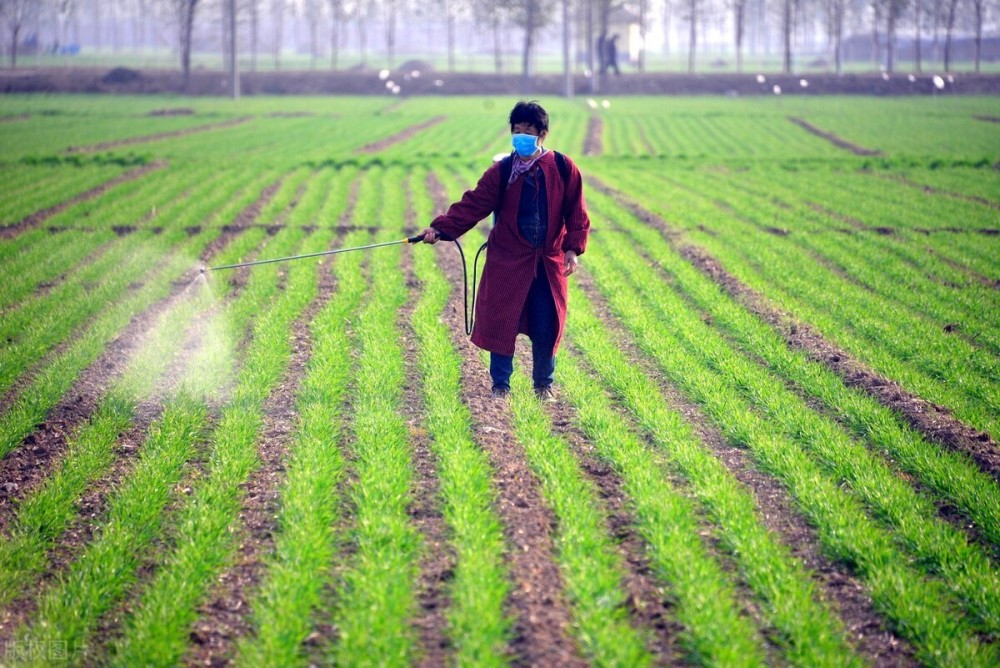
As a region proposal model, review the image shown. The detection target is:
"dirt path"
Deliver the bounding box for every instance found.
[65,117,252,154]
[0,161,166,239]
[356,116,447,154]
[571,262,918,666]
[588,177,1000,480]
[582,115,603,156]
[426,172,586,667]
[788,117,883,156]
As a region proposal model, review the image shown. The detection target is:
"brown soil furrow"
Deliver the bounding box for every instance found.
[185,181,363,665]
[570,267,918,667]
[0,161,166,239]
[679,243,1000,480]
[874,172,1000,212]
[973,115,1000,124]
[788,117,883,156]
[530,354,684,664]
[356,116,447,155]
[589,177,1000,480]
[425,171,585,667]
[401,177,454,665]
[0,179,285,539]
[185,276,329,666]
[66,117,252,154]
[399,250,454,667]
[0,113,30,123]
[926,248,1000,291]
[583,115,604,156]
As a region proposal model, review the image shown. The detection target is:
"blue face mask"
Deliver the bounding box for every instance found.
[512,133,539,157]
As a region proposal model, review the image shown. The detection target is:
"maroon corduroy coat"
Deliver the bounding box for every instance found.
[431,150,590,356]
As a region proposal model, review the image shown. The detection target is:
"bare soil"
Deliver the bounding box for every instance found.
[0,162,165,239]
[582,115,603,156]
[588,176,1000,481]
[571,266,917,666]
[356,116,446,154]
[788,117,883,156]
[65,118,251,154]
[426,172,586,667]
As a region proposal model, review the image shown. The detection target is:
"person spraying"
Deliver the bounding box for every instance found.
[420,100,591,400]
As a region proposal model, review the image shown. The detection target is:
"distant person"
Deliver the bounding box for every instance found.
[596,31,608,75]
[419,100,591,401]
[607,34,621,75]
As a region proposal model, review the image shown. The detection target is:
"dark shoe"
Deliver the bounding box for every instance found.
[534,385,556,402]
[491,386,510,399]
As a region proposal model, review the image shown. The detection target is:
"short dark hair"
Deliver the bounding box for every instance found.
[509,100,549,134]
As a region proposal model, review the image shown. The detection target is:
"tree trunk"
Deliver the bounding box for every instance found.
[687,0,697,73]
[447,12,456,72]
[886,9,896,72]
[914,0,922,72]
[943,0,957,71]
[11,24,20,68]
[637,0,646,72]
[563,0,573,96]
[181,0,198,91]
[871,2,881,70]
[734,1,745,73]
[973,0,982,73]
[834,2,843,74]
[522,0,538,93]
[493,17,503,73]
[384,1,395,69]
[782,0,792,73]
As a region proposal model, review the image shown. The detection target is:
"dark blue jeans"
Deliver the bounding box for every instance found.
[490,267,557,390]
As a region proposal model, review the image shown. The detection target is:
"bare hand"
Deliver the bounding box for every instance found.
[563,250,579,276]
[421,227,439,244]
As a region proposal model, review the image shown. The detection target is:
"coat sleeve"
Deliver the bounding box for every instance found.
[560,156,590,256]
[431,163,501,240]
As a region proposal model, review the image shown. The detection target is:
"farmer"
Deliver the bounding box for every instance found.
[420,100,591,400]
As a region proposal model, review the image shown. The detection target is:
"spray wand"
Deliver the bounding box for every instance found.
[201,232,485,335]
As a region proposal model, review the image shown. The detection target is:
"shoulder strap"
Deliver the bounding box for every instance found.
[553,151,570,185]
[496,153,514,216]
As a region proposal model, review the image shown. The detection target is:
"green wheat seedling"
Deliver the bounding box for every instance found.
[407,167,512,666]
[561,306,860,666]
[0,281,215,609]
[582,239,999,665]
[331,167,421,666]
[597,213,1000,632]
[502,364,654,666]
[236,232,367,666]
[599,192,1000,551]
[5,225,312,668]
[613,167,999,437]
[110,229,333,665]
[0,172,283,461]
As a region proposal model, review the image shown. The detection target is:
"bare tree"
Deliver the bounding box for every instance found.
[327,0,345,69]
[686,0,698,72]
[383,0,397,68]
[356,0,370,69]
[732,0,747,71]
[171,0,199,88]
[970,0,984,72]
[1,0,39,67]
[471,0,507,72]
[305,0,322,67]
[942,0,957,70]
[913,0,923,70]
[885,0,907,72]
[781,0,794,72]
[511,0,555,89]
[271,0,285,69]
[823,0,847,72]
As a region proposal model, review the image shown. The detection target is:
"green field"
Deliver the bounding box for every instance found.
[0,93,998,667]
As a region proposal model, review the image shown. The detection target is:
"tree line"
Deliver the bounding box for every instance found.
[2,0,996,85]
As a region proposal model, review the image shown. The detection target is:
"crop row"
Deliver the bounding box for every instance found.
[572,194,999,664]
[594,163,998,438]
